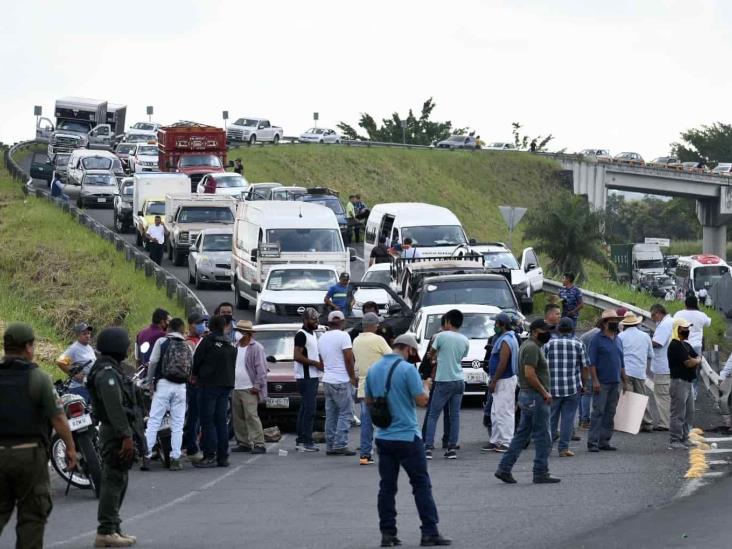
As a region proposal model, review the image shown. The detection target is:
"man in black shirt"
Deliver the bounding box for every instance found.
[668,318,701,449]
[233,159,243,175]
[369,235,391,266]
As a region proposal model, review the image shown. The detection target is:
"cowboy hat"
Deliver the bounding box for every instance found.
[234,320,256,333]
[621,312,643,326]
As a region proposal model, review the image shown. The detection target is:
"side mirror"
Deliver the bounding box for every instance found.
[266,355,277,363]
[251,282,262,292]
[525,263,536,272]
[469,238,477,245]
[137,210,143,216]
[250,249,258,262]
[388,304,402,315]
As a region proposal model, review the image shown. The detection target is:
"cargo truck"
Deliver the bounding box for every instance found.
[132,173,190,248]
[157,123,227,192]
[610,242,665,288]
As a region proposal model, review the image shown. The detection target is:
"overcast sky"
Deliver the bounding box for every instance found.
[1,0,730,157]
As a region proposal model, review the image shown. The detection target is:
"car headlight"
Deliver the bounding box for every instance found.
[261,301,276,313]
[198,255,212,266]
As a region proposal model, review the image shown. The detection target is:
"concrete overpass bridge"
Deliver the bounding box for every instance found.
[559,158,732,259]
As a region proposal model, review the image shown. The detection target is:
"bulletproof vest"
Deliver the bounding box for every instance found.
[87,356,137,426]
[0,357,48,445]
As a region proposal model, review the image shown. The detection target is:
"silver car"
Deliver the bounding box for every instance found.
[187,228,234,289]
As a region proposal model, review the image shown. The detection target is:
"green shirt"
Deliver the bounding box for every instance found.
[432,331,469,382]
[517,339,550,391]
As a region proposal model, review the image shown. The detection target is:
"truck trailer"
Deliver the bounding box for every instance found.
[157,122,227,192]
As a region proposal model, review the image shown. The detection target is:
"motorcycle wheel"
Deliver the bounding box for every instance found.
[76,430,103,499]
[50,434,92,490]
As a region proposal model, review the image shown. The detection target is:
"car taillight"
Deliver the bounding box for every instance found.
[66,401,85,418]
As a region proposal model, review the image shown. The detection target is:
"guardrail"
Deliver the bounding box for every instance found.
[4,141,208,317]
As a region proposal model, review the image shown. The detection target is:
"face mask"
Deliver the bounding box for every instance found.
[493,325,502,336]
[607,322,620,333]
[678,330,690,339]
[222,315,233,324]
[195,323,206,335]
[537,332,552,344]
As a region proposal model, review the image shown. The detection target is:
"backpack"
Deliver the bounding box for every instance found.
[367,358,402,429]
[160,338,193,383]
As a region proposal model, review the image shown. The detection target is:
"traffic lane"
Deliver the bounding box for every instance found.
[39,408,687,549]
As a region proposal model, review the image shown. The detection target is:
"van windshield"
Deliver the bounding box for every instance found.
[694,266,729,289]
[402,225,467,247]
[82,157,112,170]
[266,229,344,253]
[267,269,337,291]
[147,202,165,215]
[177,207,234,224]
[636,259,664,270]
[421,279,516,310]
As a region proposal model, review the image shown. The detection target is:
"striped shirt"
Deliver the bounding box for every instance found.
[544,334,588,397]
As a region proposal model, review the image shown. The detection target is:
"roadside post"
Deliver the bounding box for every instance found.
[499,205,527,251]
[146,105,154,122]
[223,110,229,129]
[401,119,407,145]
[313,112,319,129]
[33,105,42,129]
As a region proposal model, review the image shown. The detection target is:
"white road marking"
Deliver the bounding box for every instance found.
[704,448,732,454]
[708,460,729,466]
[700,436,732,443]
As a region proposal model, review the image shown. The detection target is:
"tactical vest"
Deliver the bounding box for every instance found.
[86,356,141,434]
[0,357,49,445]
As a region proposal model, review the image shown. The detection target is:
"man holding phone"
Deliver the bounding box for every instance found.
[145,215,167,266]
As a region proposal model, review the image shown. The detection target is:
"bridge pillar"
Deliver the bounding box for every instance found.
[562,160,606,210]
[696,199,730,260]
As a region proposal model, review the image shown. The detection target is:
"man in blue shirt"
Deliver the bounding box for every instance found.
[587,309,628,452]
[324,272,351,313]
[366,334,452,547]
[558,272,583,329]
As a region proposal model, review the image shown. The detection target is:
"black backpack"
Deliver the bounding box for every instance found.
[159,338,193,383]
[367,358,402,428]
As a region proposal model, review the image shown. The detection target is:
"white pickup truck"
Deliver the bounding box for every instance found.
[226,117,283,145]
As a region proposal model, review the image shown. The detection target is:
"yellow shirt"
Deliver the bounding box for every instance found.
[353,331,392,398]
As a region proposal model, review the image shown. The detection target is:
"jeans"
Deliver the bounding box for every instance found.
[490,376,517,446]
[424,380,464,449]
[198,386,232,462]
[550,393,580,452]
[296,378,319,446]
[149,242,164,265]
[360,401,374,456]
[670,378,694,443]
[324,382,353,450]
[422,384,451,447]
[588,382,620,449]
[498,390,552,476]
[183,383,200,455]
[232,389,265,447]
[145,379,186,459]
[376,436,439,537]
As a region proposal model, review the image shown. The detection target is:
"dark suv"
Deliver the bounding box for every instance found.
[113,177,134,233]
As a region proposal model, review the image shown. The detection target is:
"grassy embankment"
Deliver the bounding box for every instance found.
[0,151,185,377]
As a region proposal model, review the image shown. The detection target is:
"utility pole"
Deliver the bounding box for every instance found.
[401,119,407,145]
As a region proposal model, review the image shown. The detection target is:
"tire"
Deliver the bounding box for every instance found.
[136,230,142,247]
[77,198,83,209]
[249,134,256,145]
[273,134,280,145]
[113,211,123,233]
[172,247,184,266]
[234,278,249,310]
[195,269,205,290]
[319,139,324,144]
[188,266,195,284]
[167,242,173,260]
[76,430,102,499]
[50,434,92,491]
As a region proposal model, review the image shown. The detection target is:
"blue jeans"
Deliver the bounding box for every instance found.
[324,382,353,450]
[422,384,451,446]
[588,382,620,449]
[550,393,580,451]
[424,381,464,449]
[360,401,374,457]
[296,378,319,446]
[376,436,439,537]
[198,386,232,462]
[498,390,552,476]
[580,391,592,423]
[183,383,200,454]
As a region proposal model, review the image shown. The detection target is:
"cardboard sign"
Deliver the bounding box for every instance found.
[614,390,649,435]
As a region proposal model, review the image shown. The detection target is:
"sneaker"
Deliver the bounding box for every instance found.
[360,455,375,465]
[168,458,182,471]
[559,449,575,457]
[579,420,591,430]
[192,457,217,468]
[571,433,582,441]
[351,414,361,426]
[425,449,433,460]
[598,445,617,451]
[493,444,509,454]
[640,425,654,433]
[420,534,452,546]
[668,441,688,450]
[444,449,457,460]
[653,426,669,432]
[494,470,517,484]
[217,460,230,467]
[587,446,600,453]
[139,457,152,471]
[481,442,496,452]
[381,533,402,547]
[327,447,357,456]
[185,451,203,463]
[231,445,252,453]
[303,444,319,452]
[251,446,266,454]
[94,533,134,547]
[533,474,561,484]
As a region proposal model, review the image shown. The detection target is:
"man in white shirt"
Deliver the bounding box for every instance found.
[650,304,674,431]
[145,215,167,265]
[318,310,357,456]
[231,321,268,454]
[618,313,654,432]
[56,322,96,401]
[400,238,422,259]
[673,295,711,356]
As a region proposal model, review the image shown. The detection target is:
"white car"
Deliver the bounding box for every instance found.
[196,172,250,196]
[409,304,501,396]
[130,122,161,133]
[128,144,159,173]
[299,128,341,144]
[226,117,283,145]
[253,264,339,324]
[124,132,156,143]
[484,142,516,151]
[352,263,395,317]
[187,228,234,289]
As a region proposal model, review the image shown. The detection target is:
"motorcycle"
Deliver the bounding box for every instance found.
[51,362,102,498]
[134,342,173,468]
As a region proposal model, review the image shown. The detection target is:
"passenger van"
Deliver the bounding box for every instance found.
[675,255,730,295]
[67,149,125,186]
[232,201,351,310]
[363,203,471,267]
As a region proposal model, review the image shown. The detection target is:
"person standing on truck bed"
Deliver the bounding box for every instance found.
[145,215,167,266]
[233,159,243,175]
[325,272,352,314]
[558,272,583,331]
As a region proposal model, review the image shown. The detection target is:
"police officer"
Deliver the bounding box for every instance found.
[87,327,142,548]
[0,323,77,549]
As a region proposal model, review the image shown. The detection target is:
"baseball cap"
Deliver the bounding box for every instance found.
[674,317,692,329]
[393,333,419,350]
[362,312,382,326]
[73,322,93,335]
[328,310,345,322]
[529,318,555,332]
[494,312,512,327]
[188,312,206,324]
[557,317,574,331]
[3,323,35,347]
[339,272,350,281]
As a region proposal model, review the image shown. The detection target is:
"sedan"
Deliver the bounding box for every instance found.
[299,128,341,144]
[613,152,645,166]
[187,229,234,289]
[436,135,477,150]
[484,142,516,151]
[579,149,612,162]
[647,156,681,169]
[196,172,250,196]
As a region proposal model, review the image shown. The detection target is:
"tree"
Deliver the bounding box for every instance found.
[670,122,732,164]
[604,194,700,244]
[512,122,554,152]
[523,194,613,283]
[337,98,466,145]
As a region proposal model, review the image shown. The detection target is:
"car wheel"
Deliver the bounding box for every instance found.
[273,134,280,145]
[77,198,83,209]
[319,139,324,144]
[195,270,205,290]
[234,278,249,310]
[172,247,184,266]
[188,266,194,284]
[167,242,173,260]
[135,231,142,247]
[249,134,256,145]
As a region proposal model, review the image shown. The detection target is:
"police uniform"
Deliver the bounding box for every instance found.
[0,323,62,549]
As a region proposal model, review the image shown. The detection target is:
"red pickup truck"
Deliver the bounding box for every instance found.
[157,123,227,192]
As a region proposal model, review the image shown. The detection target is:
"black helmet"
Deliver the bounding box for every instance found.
[96,327,130,357]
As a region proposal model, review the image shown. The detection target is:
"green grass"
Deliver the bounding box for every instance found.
[0,151,185,377]
[231,145,563,250]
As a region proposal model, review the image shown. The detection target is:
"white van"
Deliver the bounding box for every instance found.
[232,201,351,310]
[67,149,125,186]
[363,203,471,267]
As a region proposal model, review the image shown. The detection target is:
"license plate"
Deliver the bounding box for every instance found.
[465,371,486,384]
[69,414,92,431]
[266,397,290,409]
[97,198,106,203]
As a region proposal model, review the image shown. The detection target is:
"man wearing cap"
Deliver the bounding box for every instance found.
[56,322,96,401]
[294,308,324,452]
[319,310,358,455]
[650,304,674,431]
[183,312,206,462]
[353,312,392,464]
[484,312,519,453]
[365,333,452,547]
[586,309,628,452]
[325,272,352,314]
[231,321,268,454]
[618,312,654,432]
[495,319,559,484]
[668,318,701,449]
[0,323,77,549]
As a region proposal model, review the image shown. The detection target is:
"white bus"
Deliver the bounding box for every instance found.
[675,254,730,296]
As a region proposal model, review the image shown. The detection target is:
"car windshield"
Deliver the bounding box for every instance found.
[83,174,116,186]
[267,229,344,252]
[177,207,234,224]
[137,146,158,156]
[301,197,345,215]
[179,155,221,168]
[126,134,151,143]
[54,154,70,167]
[637,259,664,270]
[133,123,156,131]
[488,142,506,148]
[234,119,259,127]
[401,225,467,247]
[305,128,324,134]
[58,120,92,133]
[254,330,297,361]
[448,136,466,142]
[214,175,247,188]
[116,144,136,154]
[694,266,729,289]
[81,157,112,170]
[362,269,391,285]
[713,165,731,172]
[202,234,232,251]
[421,279,516,309]
[425,312,496,340]
[267,269,337,291]
[148,202,165,215]
[483,252,519,270]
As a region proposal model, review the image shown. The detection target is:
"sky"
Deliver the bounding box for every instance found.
[1,0,731,158]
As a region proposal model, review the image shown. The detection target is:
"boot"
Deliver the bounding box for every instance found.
[94,533,134,547]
